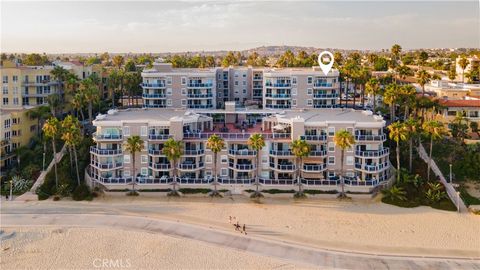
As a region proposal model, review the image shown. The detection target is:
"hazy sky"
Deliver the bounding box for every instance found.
[1,1,479,53]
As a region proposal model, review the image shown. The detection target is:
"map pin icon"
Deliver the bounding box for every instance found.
[318,51,334,75]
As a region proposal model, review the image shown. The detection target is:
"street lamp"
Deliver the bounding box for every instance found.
[449,164,453,184]
[9,179,13,201]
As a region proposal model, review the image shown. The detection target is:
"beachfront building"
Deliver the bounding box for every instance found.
[141,60,340,110]
[425,80,480,99]
[438,99,480,125]
[87,106,390,193]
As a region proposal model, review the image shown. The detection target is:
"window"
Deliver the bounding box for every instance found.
[141,167,148,176]
[307,88,313,95]
[242,74,246,78]
[346,156,354,165]
[12,118,17,124]
[2,86,8,94]
[346,171,354,177]
[307,77,313,84]
[292,77,297,85]
[235,81,239,86]
[3,98,9,105]
[243,89,246,94]
[166,77,172,85]
[328,156,335,165]
[13,87,18,95]
[2,76,8,83]
[205,155,212,163]
[167,99,172,106]
[261,155,268,164]
[292,99,297,106]
[292,88,297,95]
[123,126,130,136]
[307,99,313,106]
[166,88,172,96]
[221,168,228,176]
[220,155,228,164]
[140,126,147,136]
[181,99,187,106]
[124,155,131,164]
[328,127,335,136]
[328,142,335,152]
[181,88,186,95]
[141,155,147,164]
[181,77,186,85]
[12,76,18,83]
[13,98,18,105]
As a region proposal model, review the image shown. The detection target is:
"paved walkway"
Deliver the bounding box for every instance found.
[2,213,479,270]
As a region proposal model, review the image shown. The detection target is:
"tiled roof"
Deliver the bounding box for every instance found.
[438,99,480,107]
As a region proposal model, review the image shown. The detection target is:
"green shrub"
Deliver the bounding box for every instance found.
[293,192,307,199]
[53,195,61,201]
[72,185,92,201]
[139,189,171,192]
[244,189,255,193]
[37,191,50,200]
[179,188,211,194]
[381,196,421,208]
[250,192,264,199]
[460,188,480,207]
[126,190,139,196]
[262,189,295,194]
[304,190,337,194]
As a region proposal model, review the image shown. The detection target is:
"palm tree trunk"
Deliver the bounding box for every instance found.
[373,93,376,113]
[428,137,433,181]
[112,88,116,109]
[132,156,136,193]
[255,155,259,193]
[213,153,217,193]
[73,144,80,186]
[361,84,365,108]
[52,140,58,189]
[353,83,356,109]
[340,150,345,196]
[88,102,93,124]
[409,137,413,173]
[173,160,177,192]
[68,146,73,170]
[396,141,400,181]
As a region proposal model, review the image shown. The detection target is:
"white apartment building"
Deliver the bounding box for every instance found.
[88,107,390,193]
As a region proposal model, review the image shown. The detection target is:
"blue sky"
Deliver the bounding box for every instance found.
[1,1,479,53]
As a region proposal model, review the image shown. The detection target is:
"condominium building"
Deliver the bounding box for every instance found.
[1,60,62,108]
[141,60,340,110]
[88,106,390,193]
[425,80,480,99]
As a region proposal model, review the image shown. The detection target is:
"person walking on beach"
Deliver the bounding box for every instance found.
[243,224,247,235]
[229,216,232,224]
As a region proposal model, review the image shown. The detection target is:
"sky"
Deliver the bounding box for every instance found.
[1,1,479,53]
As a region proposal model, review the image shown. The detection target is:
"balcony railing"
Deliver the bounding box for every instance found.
[354,162,389,172]
[143,104,167,108]
[265,93,291,98]
[312,93,339,99]
[229,162,255,170]
[228,149,256,156]
[265,83,291,87]
[184,132,291,140]
[178,162,204,170]
[265,104,291,109]
[187,83,213,88]
[309,150,327,156]
[355,148,390,157]
[271,163,295,170]
[90,146,122,155]
[187,93,213,98]
[148,149,164,155]
[142,83,166,88]
[313,82,333,88]
[177,178,213,184]
[355,134,387,142]
[218,178,254,185]
[149,162,171,170]
[300,135,327,141]
[91,161,123,169]
[313,104,340,108]
[187,104,213,109]
[269,150,293,156]
[183,149,205,155]
[253,76,263,81]
[94,133,123,140]
[142,93,166,98]
[90,173,132,184]
[303,164,326,171]
[259,178,295,185]
[148,134,172,140]
[301,179,339,186]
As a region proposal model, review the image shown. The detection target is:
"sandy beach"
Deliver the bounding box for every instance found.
[1,194,480,269]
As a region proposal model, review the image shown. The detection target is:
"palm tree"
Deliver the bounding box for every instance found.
[61,115,81,185]
[248,133,265,195]
[388,122,408,181]
[399,84,417,118]
[162,138,183,194]
[80,78,100,124]
[397,65,413,81]
[391,44,402,62]
[333,130,355,198]
[290,139,310,196]
[416,69,431,96]
[383,84,400,120]
[124,135,144,194]
[72,92,86,122]
[108,69,123,108]
[457,57,469,83]
[422,120,446,180]
[50,66,69,103]
[403,118,419,173]
[365,78,380,113]
[47,93,61,116]
[206,134,225,196]
[112,55,125,69]
[448,67,457,82]
[43,117,60,189]
[27,105,51,136]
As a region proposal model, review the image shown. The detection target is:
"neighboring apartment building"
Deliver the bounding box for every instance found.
[141,60,340,110]
[88,107,389,193]
[425,80,480,99]
[438,99,480,125]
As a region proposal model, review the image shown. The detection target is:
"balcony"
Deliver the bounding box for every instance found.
[149,162,171,170]
[253,76,263,81]
[313,104,340,108]
[269,150,293,156]
[259,178,295,185]
[91,160,123,170]
[178,162,204,170]
[94,133,122,141]
[90,146,122,156]
[143,104,167,108]
[187,104,213,109]
[148,134,172,140]
[265,93,291,98]
[218,178,253,185]
[187,93,213,98]
[23,81,59,86]
[300,135,327,141]
[228,149,256,156]
[309,150,327,156]
[355,134,387,142]
[271,163,296,171]
[312,93,339,99]
[265,83,291,88]
[142,83,166,88]
[229,162,255,170]
[183,149,205,155]
[265,104,291,109]
[187,83,213,88]
[90,174,132,185]
[302,164,326,172]
[354,162,389,172]
[142,93,166,98]
[355,148,390,157]
[313,82,334,88]
[148,149,164,155]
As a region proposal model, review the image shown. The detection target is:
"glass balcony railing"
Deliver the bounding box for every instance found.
[94,133,123,140]
[303,164,326,171]
[228,149,256,156]
[142,83,166,88]
[187,93,213,98]
[148,162,171,170]
[91,160,123,169]
[90,146,122,155]
[183,149,205,155]
[187,83,213,88]
[265,104,291,109]
[269,150,293,156]
[148,134,172,140]
[355,134,387,142]
[265,93,291,98]
[142,93,166,98]
[355,148,390,157]
[300,135,327,141]
[312,93,339,98]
